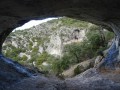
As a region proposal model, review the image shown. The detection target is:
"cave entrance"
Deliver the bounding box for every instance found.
[2,16,114,78]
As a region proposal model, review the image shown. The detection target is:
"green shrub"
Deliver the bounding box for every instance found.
[36,52,49,65]
[51,59,61,74]
[64,42,82,63]
[104,31,114,41]
[74,65,84,76]
[32,46,39,52]
[74,65,80,76]
[21,55,28,61]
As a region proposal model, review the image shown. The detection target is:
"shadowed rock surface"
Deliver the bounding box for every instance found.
[0,54,33,90]
[5,68,120,90]
[65,68,120,90]
[1,0,120,51]
[1,0,120,89]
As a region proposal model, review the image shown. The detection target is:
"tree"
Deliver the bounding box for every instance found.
[64,42,82,63]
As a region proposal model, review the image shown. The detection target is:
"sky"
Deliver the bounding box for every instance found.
[14,18,58,31]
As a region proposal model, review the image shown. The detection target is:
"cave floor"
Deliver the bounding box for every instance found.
[6,68,120,90]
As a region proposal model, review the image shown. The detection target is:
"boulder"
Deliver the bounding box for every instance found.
[62,59,95,78]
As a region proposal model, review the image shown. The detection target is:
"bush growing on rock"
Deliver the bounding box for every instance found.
[74,65,81,75]
[2,17,114,76]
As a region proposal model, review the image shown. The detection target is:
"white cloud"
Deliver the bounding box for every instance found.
[14,18,58,31]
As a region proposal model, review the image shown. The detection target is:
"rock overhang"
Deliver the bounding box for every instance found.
[0,0,120,52]
[1,1,120,89]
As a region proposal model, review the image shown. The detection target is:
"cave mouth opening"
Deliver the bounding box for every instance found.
[2,16,114,78]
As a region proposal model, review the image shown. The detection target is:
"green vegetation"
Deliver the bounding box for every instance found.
[51,25,114,75]
[36,52,49,65]
[4,44,25,62]
[47,17,88,28]
[21,55,28,61]
[74,65,81,75]
[2,17,114,76]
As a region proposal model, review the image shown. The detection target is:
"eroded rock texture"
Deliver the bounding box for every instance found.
[6,68,120,90]
[0,0,120,51]
[1,0,120,89]
[0,54,33,90]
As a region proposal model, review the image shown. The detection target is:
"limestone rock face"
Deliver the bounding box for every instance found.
[3,19,86,57]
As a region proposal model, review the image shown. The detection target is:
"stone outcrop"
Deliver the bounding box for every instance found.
[62,59,94,78]
[3,18,87,60]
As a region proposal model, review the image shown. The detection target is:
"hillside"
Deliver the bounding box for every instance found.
[3,17,88,57]
[2,17,114,75]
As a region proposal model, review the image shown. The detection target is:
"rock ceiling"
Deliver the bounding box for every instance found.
[0,0,120,51]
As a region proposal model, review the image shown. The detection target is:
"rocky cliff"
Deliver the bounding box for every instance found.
[4,17,87,55]
[1,0,120,90]
[2,17,88,66]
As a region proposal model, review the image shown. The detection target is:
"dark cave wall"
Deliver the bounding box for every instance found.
[1,0,120,89]
[0,0,120,51]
